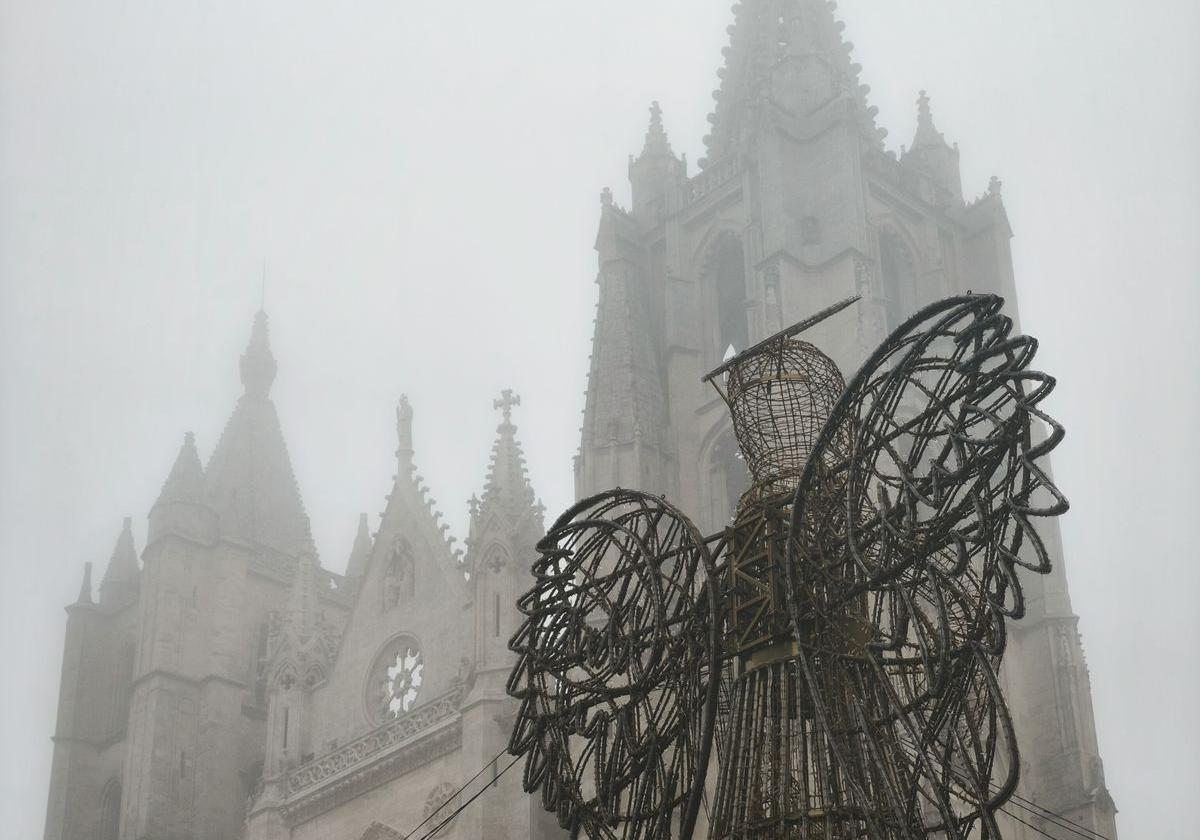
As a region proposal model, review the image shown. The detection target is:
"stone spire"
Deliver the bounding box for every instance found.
[902,90,963,203]
[154,432,205,508]
[578,242,669,491]
[99,517,139,608]
[641,101,673,158]
[149,431,216,544]
[476,391,537,522]
[74,562,94,606]
[343,513,372,581]
[911,90,945,148]
[240,310,277,398]
[702,0,883,165]
[629,100,685,217]
[205,311,311,554]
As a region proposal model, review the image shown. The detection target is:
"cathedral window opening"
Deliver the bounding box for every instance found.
[713,238,749,359]
[878,231,917,332]
[368,636,426,722]
[107,640,135,737]
[708,427,752,526]
[282,708,289,749]
[98,779,120,840]
[494,593,501,638]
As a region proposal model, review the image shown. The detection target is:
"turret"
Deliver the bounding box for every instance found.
[901,90,963,204]
[263,537,331,775]
[467,391,544,682]
[99,517,140,609]
[456,395,550,840]
[43,563,102,840]
[628,101,685,218]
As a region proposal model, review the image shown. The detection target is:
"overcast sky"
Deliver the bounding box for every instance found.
[2,1,1197,837]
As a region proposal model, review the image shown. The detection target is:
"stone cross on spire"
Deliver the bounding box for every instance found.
[493,389,520,426]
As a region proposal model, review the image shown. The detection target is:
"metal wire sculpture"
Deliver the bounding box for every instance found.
[507,294,1067,839]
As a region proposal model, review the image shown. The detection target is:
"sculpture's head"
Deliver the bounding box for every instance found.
[704,297,857,496]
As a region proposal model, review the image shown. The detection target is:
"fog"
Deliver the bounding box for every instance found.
[2,1,1197,837]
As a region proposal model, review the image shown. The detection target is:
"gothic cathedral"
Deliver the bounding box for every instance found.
[45,3,1117,839]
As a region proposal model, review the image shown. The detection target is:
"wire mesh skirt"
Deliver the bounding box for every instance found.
[710,657,882,840]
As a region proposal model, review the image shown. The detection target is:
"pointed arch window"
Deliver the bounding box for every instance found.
[712,237,749,359]
[99,779,121,840]
[106,639,135,737]
[878,230,918,332]
[707,428,752,528]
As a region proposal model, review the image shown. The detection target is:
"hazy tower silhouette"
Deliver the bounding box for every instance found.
[576,2,1117,838]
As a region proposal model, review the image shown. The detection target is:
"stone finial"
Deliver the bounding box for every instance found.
[639,100,674,159]
[600,186,613,207]
[988,175,1003,196]
[395,394,414,469]
[911,89,947,149]
[240,310,278,397]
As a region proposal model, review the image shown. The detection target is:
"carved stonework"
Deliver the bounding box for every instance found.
[360,822,402,840]
[383,535,415,610]
[366,636,425,722]
[282,688,464,825]
[853,256,885,352]
[1052,623,1082,750]
[422,781,461,837]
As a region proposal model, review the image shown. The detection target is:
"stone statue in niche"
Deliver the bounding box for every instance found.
[383,534,415,610]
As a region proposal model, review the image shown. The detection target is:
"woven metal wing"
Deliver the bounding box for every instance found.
[506,490,721,840]
[776,294,1067,837]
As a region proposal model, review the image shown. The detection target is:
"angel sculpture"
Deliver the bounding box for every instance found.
[506,294,1067,839]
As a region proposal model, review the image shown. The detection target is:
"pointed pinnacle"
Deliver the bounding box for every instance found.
[240,310,278,397]
[912,89,947,148]
[155,432,206,508]
[75,562,94,605]
[102,516,139,587]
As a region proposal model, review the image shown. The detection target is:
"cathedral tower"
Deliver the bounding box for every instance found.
[46,311,353,840]
[577,2,1117,837]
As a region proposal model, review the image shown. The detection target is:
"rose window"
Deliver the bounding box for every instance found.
[381,643,424,717]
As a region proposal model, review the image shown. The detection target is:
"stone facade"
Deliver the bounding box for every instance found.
[575,2,1117,838]
[45,3,1117,839]
[44,314,562,840]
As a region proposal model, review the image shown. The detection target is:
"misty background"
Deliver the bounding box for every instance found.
[2,1,1196,837]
